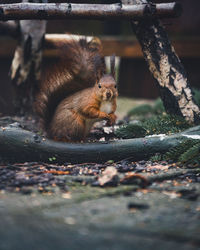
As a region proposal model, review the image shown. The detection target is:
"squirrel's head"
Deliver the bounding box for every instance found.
[95,74,118,101]
[95,55,118,101]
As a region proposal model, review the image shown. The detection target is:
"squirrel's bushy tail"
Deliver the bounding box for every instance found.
[34,37,106,130]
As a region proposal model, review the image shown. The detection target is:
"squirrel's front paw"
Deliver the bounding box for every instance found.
[107,113,117,126]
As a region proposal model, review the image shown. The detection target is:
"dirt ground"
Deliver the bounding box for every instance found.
[0,98,200,250]
[0,160,200,250]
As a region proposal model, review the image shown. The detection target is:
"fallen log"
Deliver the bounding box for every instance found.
[0,124,199,164]
[0,2,182,21]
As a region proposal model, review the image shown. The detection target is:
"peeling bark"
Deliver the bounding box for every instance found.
[10,0,47,115]
[122,0,200,124]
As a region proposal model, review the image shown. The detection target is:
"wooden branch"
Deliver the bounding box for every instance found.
[0,124,199,164]
[122,0,200,124]
[0,2,182,21]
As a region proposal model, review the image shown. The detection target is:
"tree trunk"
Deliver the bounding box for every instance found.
[10,0,47,115]
[122,0,200,124]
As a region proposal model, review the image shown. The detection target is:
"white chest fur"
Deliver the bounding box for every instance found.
[100,101,112,114]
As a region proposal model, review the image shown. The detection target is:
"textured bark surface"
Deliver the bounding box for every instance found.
[0,124,199,164]
[122,0,200,124]
[0,2,181,20]
[10,0,47,115]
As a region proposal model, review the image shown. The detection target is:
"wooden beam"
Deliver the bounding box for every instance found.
[0,2,182,21]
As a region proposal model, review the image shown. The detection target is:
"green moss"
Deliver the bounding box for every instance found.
[152,98,165,114]
[115,124,147,139]
[116,114,191,139]
[127,98,165,118]
[127,88,200,120]
[163,139,196,162]
[125,90,200,163]
[143,114,191,135]
[149,139,200,165]
[127,104,153,117]
[48,156,56,162]
[193,88,200,107]
[178,142,200,164]
[150,153,163,162]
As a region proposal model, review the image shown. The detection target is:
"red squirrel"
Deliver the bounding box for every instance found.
[34,37,118,142]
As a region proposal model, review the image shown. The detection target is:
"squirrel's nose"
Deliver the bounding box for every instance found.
[106,92,111,99]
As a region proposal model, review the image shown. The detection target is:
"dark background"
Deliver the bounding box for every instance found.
[0,0,200,115]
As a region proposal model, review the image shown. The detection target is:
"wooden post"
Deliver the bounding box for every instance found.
[122,0,200,124]
[10,0,47,115]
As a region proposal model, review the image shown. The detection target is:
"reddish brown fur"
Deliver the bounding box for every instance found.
[34,37,118,142]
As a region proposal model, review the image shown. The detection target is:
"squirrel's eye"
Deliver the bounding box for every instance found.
[98,85,101,88]
[114,85,117,88]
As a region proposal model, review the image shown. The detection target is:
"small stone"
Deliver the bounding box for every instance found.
[127,202,150,210]
[95,166,119,187]
[179,189,199,201]
[139,160,146,165]
[135,165,146,173]
[20,187,33,195]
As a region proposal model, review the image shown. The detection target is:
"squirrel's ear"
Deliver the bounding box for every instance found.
[88,37,102,52]
[95,70,101,84]
[110,55,116,79]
